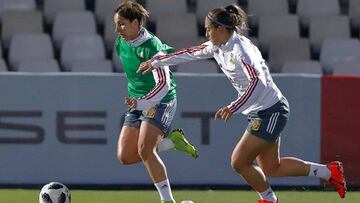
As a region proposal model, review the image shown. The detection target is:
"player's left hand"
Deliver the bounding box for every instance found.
[137,60,154,74]
[214,106,232,122]
[124,97,137,109]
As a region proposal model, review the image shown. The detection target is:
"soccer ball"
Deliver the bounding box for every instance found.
[180,201,194,203]
[39,182,71,203]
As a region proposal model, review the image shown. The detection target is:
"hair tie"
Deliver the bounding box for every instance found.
[207,14,234,29]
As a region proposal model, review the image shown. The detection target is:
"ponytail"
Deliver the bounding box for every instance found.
[208,4,247,34]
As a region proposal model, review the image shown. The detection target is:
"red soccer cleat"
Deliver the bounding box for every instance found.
[257,199,279,203]
[327,161,347,198]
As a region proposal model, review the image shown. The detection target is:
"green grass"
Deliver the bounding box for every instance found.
[1,189,359,203]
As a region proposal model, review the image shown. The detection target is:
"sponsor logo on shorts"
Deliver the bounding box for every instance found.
[146,107,156,118]
[251,119,261,131]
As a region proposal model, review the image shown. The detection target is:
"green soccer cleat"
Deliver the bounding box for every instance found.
[161,201,176,203]
[168,128,198,159]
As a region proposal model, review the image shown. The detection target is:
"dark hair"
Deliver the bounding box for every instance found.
[207,4,247,34]
[114,0,149,25]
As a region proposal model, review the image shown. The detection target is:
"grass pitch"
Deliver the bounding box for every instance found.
[1,189,359,203]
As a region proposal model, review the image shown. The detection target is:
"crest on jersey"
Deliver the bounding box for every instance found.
[146,107,156,118]
[137,51,144,58]
[229,53,236,64]
[251,119,261,131]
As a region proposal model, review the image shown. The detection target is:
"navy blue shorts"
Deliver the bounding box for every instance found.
[123,98,177,134]
[246,97,290,142]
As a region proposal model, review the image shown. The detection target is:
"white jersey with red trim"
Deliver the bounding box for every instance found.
[151,32,283,115]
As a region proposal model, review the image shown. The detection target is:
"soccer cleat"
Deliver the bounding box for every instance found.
[327,161,347,198]
[168,128,198,159]
[161,201,176,203]
[257,199,279,203]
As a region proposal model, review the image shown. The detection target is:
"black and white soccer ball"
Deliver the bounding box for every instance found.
[39,182,71,203]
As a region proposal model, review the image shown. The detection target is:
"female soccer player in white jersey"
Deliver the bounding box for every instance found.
[113,1,197,203]
[138,4,346,203]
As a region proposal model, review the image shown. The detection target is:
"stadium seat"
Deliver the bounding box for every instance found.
[247,0,289,27]
[60,35,106,71]
[258,15,300,53]
[268,38,310,73]
[0,0,36,19]
[0,40,5,71]
[309,15,350,54]
[8,33,53,70]
[156,13,197,38]
[43,0,85,25]
[349,0,360,29]
[338,0,348,5]
[0,40,3,58]
[147,0,187,21]
[281,60,322,74]
[156,13,198,49]
[70,60,113,72]
[1,10,43,49]
[0,59,8,71]
[175,59,219,73]
[52,11,97,50]
[320,39,360,73]
[164,36,201,50]
[95,0,119,26]
[297,0,340,28]
[104,14,117,52]
[332,60,360,75]
[17,59,60,72]
[288,0,298,9]
[196,0,237,25]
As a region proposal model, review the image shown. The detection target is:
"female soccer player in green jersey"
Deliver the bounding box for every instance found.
[113,1,197,203]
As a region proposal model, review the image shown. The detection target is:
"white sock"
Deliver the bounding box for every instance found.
[157,138,175,152]
[307,162,331,180]
[258,187,277,202]
[154,179,174,201]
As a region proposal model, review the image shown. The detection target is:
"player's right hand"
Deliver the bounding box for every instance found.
[124,97,137,109]
[215,106,232,123]
[137,60,154,74]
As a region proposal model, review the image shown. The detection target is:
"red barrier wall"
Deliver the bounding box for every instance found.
[321,76,360,186]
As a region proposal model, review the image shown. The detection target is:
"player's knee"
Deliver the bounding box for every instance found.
[138,143,152,161]
[231,158,246,174]
[117,150,137,165]
[117,152,130,165]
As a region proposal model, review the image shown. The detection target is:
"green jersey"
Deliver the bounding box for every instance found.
[115,28,176,111]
